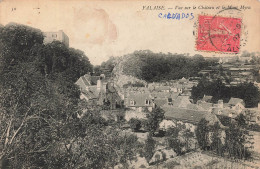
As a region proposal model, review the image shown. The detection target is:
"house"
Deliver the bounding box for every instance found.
[179,77,189,84]
[212,107,239,119]
[162,106,220,125]
[125,92,155,112]
[151,92,180,107]
[172,96,192,108]
[80,86,99,106]
[242,107,260,125]
[211,99,245,119]
[75,74,104,89]
[104,82,123,109]
[171,83,184,93]
[75,74,122,109]
[197,101,214,111]
[227,97,245,113]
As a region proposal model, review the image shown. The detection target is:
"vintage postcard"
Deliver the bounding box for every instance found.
[0,0,259,168]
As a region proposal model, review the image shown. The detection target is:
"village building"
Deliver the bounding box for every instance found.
[211,98,246,119]
[226,97,245,113]
[125,92,155,112]
[171,96,192,108]
[241,105,260,125]
[162,105,221,126]
[75,74,123,109]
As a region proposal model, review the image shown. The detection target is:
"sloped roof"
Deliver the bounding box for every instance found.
[154,86,171,91]
[151,92,172,98]
[172,96,191,108]
[228,97,244,106]
[126,92,153,107]
[163,106,218,125]
[81,86,99,100]
[75,76,91,89]
[186,103,204,110]
[154,98,168,107]
[199,102,214,111]
[171,93,180,100]
[75,74,103,89]
[179,77,189,83]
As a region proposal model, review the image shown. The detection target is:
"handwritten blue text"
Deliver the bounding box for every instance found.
[158,13,194,20]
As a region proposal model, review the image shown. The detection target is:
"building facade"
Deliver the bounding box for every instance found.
[43,30,69,47]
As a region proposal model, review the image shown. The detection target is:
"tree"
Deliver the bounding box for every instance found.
[210,122,224,156]
[115,51,217,82]
[146,107,165,135]
[195,118,210,150]
[128,118,142,132]
[225,123,252,159]
[235,113,247,128]
[0,23,95,168]
[0,23,144,168]
[183,128,194,152]
[243,83,260,108]
[144,133,156,162]
[191,79,260,108]
[32,42,92,82]
[165,124,186,155]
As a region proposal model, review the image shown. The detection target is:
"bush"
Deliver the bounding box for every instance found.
[128,118,142,132]
[248,123,260,132]
[217,115,232,126]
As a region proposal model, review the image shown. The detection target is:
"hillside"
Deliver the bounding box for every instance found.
[110,50,217,85]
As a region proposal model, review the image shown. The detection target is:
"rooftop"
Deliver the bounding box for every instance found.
[163,106,219,125]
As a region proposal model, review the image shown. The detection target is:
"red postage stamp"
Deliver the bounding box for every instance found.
[196,15,242,53]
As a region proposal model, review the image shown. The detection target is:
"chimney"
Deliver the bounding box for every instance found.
[218,100,224,109]
[97,78,103,93]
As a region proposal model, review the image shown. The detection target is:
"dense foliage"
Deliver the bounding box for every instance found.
[195,118,253,160]
[93,56,116,76]
[195,118,210,150]
[191,78,260,108]
[146,107,165,135]
[0,23,140,168]
[143,133,156,162]
[128,118,142,131]
[102,50,218,82]
[165,124,185,155]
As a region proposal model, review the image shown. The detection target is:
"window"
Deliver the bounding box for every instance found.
[168,98,172,103]
[130,100,135,106]
[145,99,150,105]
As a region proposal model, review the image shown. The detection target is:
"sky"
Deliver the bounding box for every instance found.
[0,0,259,65]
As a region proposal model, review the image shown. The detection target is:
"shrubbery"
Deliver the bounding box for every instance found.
[191,78,260,108]
[129,118,142,131]
[195,118,253,160]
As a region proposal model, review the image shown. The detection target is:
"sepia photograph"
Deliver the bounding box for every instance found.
[0,0,259,168]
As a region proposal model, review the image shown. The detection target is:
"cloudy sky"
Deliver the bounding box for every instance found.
[0,0,259,65]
